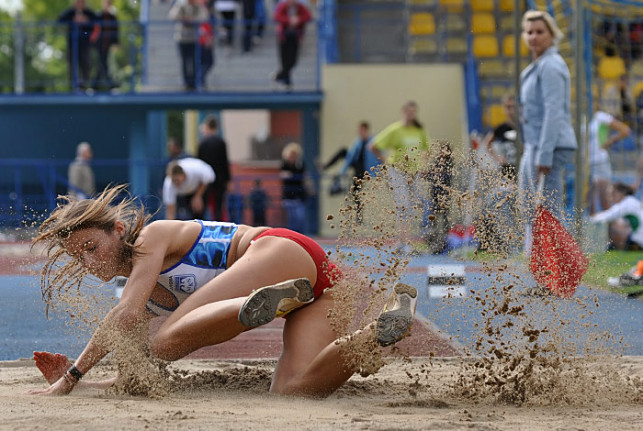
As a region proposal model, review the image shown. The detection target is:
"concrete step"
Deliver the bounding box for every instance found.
[143,1,319,92]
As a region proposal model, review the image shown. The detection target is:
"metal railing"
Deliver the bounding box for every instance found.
[0,16,322,94]
[0,158,322,232]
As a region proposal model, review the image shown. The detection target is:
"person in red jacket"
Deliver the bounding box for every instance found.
[272,0,311,91]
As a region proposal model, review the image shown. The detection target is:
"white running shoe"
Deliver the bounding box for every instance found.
[238,278,314,328]
[376,283,418,347]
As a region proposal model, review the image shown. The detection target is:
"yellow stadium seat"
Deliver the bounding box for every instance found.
[491,85,512,99]
[473,35,499,58]
[446,37,468,54]
[634,81,643,99]
[471,13,496,34]
[444,14,467,32]
[409,0,436,5]
[480,86,493,99]
[597,56,626,80]
[502,35,529,57]
[409,12,436,35]
[499,14,516,31]
[439,0,465,12]
[478,60,510,78]
[409,38,438,55]
[559,39,573,56]
[601,81,614,93]
[471,0,494,12]
[499,0,514,12]
[484,104,507,128]
[631,59,643,76]
[590,3,603,13]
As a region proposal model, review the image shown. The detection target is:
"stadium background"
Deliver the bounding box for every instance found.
[0,0,641,237]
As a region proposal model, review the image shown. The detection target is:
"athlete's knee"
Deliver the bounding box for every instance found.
[149,331,182,361]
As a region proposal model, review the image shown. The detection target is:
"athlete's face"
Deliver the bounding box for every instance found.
[523,18,554,59]
[63,222,128,281]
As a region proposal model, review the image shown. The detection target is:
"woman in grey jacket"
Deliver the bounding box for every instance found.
[519,10,577,253]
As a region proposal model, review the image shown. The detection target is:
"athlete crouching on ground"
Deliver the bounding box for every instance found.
[29,184,418,397]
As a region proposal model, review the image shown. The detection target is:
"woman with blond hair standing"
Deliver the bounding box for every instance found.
[518,10,577,254]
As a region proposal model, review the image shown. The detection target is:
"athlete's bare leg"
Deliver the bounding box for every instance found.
[268,292,379,397]
[150,236,318,360]
[270,284,417,397]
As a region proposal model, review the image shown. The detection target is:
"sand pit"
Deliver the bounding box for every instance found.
[2,355,642,430]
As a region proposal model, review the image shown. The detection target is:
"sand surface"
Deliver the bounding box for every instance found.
[2,355,642,431]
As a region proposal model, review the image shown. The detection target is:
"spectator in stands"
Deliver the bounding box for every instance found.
[519,10,577,254]
[198,114,231,221]
[589,101,632,214]
[634,156,643,198]
[280,142,308,233]
[58,0,97,90]
[163,136,189,217]
[68,141,96,199]
[166,136,188,162]
[482,93,519,182]
[212,0,239,53]
[241,0,257,53]
[590,182,643,250]
[169,0,210,91]
[248,178,269,226]
[198,8,215,87]
[338,121,380,224]
[630,21,643,60]
[476,94,521,256]
[163,158,215,220]
[424,141,454,254]
[254,0,267,42]
[369,101,430,252]
[605,74,636,129]
[273,0,312,91]
[90,0,119,90]
[601,17,624,57]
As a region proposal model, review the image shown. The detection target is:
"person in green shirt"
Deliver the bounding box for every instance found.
[369,101,432,252]
[369,101,429,174]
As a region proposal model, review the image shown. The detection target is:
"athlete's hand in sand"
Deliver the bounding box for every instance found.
[28,374,76,396]
[31,351,117,394]
[33,351,71,384]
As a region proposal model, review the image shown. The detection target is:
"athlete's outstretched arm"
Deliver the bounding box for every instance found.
[32,351,117,390]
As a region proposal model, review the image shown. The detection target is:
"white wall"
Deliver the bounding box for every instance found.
[319,63,468,237]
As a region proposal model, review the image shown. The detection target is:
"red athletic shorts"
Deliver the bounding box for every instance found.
[252,228,341,298]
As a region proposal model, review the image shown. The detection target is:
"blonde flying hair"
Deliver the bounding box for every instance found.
[32,184,151,315]
[522,10,564,44]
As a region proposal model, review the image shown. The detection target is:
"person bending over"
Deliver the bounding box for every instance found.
[590,182,643,250]
[163,157,215,220]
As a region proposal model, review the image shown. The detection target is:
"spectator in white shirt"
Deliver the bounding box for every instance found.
[588,104,631,214]
[590,182,643,250]
[163,158,215,220]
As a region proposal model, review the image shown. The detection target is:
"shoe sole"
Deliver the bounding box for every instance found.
[238,278,314,328]
[376,283,418,347]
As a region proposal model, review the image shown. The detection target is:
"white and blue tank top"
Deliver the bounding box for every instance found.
[145,220,238,316]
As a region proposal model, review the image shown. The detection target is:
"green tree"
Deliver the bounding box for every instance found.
[20,1,138,22]
[0,0,140,93]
